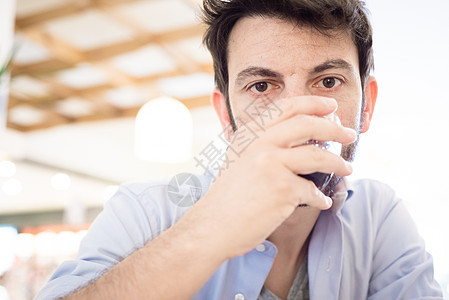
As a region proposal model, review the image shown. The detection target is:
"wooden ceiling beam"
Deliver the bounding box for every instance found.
[181,95,211,110]
[153,24,206,44]
[7,108,69,132]
[20,28,86,65]
[12,59,73,77]
[94,61,137,86]
[15,0,91,29]
[15,0,146,29]
[82,37,153,62]
[90,0,145,8]
[160,43,202,75]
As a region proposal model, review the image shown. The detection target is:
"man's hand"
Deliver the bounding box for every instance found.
[182,96,356,259]
[62,96,356,300]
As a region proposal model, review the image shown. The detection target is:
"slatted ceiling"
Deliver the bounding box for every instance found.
[54,97,96,119]
[15,0,79,19]
[13,34,51,65]
[161,38,212,77]
[9,76,51,100]
[8,105,47,127]
[111,45,177,78]
[43,10,135,51]
[157,72,214,99]
[115,0,200,33]
[9,0,214,132]
[11,35,72,76]
[184,0,203,7]
[55,64,109,89]
[103,86,148,109]
[168,36,213,65]
[21,27,86,66]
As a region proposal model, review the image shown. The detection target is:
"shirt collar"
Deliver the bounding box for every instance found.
[329,177,354,213]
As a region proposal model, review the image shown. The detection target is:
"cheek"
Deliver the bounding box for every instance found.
[226,94,252,128]
[336,90,363,130]
[228,92,262,123]
[227,95,242,118]
[336,105,362,131]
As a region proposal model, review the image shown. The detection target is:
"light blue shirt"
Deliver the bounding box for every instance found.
[34,173,443,300]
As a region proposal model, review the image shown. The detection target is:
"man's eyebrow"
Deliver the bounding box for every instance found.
[235,67,283,87]
[310,59,353,75]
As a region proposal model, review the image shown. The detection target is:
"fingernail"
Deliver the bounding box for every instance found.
[326,196,333,208]
[345,160,353,172]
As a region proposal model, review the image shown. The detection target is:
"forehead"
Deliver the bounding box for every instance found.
[227,16,359,79]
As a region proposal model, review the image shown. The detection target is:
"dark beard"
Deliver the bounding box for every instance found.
[322,93,365,198]
[321,134,359,197]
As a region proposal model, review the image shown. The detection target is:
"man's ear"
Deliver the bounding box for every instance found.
[360,76,378,133]
[212,88,233,141]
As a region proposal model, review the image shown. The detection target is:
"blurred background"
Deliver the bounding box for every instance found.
[0,0,448,299]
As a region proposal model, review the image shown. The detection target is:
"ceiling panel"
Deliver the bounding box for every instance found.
[8,0,214,132]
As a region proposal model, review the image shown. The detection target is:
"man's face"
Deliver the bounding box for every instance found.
[223,16,366,194]
[227,16,364,132]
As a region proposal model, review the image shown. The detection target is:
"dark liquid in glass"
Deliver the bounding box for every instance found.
[298,172,332,207]
[297,139,338,207]
[301,172,332,190]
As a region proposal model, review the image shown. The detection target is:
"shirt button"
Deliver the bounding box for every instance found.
[256,243,266,252]
[235,293,245,300]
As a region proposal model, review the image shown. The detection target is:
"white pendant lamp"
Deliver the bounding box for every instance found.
[135,96,193,163]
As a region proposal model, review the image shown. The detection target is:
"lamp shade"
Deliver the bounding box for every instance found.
[135,96,193,163]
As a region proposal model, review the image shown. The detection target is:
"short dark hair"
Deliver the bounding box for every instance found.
[202,0,374,130]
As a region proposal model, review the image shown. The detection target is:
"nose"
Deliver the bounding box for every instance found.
[279,75,313,99]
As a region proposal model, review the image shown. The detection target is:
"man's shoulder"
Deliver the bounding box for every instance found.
[120,172,211,197]
[105,172,213,222]
[119,178,172,198]
[343,177,402,220]
[349,177,397,198]
[118,171,212,201]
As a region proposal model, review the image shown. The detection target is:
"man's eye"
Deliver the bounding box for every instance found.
[317,77,342,89]
[249,82,272,93]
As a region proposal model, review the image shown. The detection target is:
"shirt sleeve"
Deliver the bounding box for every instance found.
[368,190,443,299]
[33,184,160,300]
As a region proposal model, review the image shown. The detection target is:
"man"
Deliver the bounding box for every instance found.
[35,0,443,299]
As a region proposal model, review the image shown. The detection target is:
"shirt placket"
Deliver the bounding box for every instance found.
[308,210,344,299]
